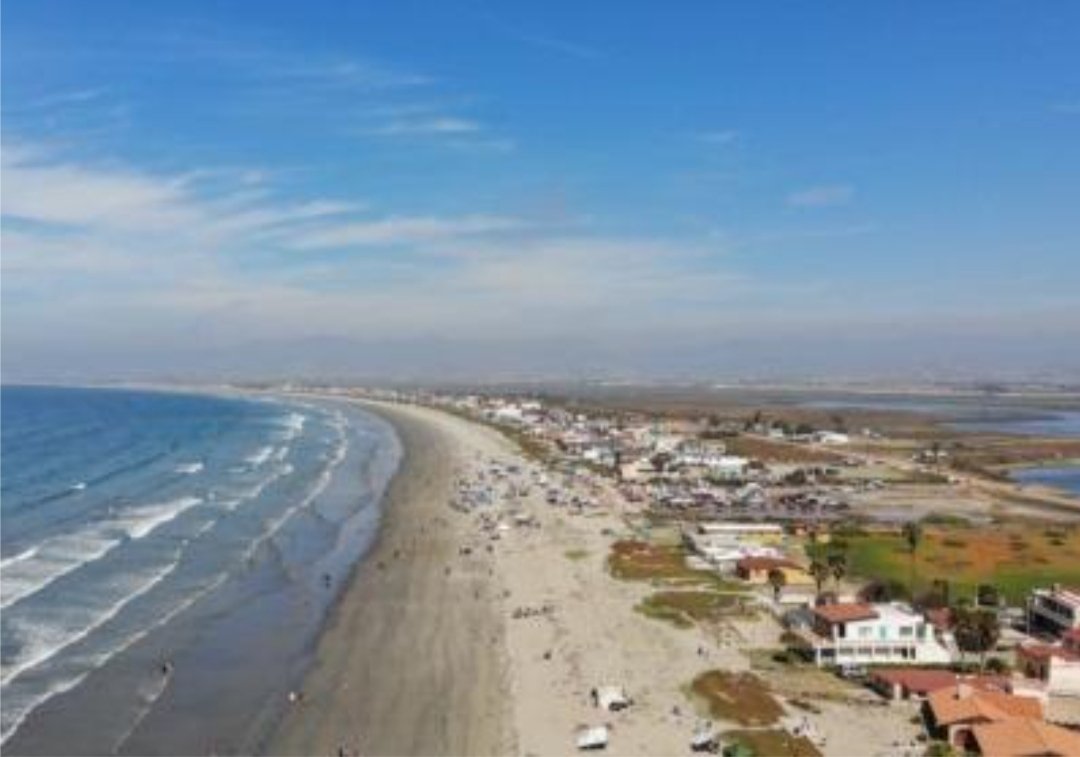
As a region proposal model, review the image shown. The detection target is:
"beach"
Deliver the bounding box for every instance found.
[270,400,513,756]
[273,398,922,757]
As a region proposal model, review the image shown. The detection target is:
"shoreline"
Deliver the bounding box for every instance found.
[269,400,514,756]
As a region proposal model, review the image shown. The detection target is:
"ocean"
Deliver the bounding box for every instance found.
[0,385,401,754]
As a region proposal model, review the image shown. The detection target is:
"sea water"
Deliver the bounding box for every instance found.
[0,385,401,754]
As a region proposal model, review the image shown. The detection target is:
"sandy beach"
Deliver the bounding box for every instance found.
[270,401,514,756]
[272,399,922,757]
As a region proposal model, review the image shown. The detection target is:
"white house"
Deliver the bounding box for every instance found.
[1017,629,1080,697]
[814,431,851,445]
[1028,586,1080,638]
[792,602,953,667]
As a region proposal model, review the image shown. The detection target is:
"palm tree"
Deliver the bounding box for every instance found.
[954,606,1001,670]
[828,552,847,590]
[767,568,787,602]
[902,521,923,596]
[809,560,830,596]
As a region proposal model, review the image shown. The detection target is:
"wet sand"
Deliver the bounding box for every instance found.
[270,401,512,756]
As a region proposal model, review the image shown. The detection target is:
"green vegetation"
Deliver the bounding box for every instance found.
[564,548,589,561]
[722,729,822,757]
[608,540,737,590]
[635,591,744,628]
[842,524,1080,604]
[690,670,785,727]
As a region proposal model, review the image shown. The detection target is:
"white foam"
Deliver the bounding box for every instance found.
[174,462,204,475]
[0,497,203,610]
[1,533,118,610]
[0,547,39,570]
[113,496,204,541]
[277,412,307,441]
[1,555,180,685]
[0,569,229,746]
[244,446,274,467]
[242,429,349,562]
[70,482,87,492]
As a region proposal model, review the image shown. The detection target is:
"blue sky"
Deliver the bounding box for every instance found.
[3,2,1079,380]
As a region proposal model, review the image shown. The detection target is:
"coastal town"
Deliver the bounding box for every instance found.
[299,385,1080,757]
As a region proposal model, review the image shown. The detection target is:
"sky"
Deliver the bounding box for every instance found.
[3,1,1079,382]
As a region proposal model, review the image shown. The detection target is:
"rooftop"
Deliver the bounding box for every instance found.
[813,602,879,624]
[972,718,1080,757]
[928,688,1043,727]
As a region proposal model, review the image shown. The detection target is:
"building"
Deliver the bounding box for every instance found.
[1016,629,1080,697]
[925,686,1044,752]
[694,522,784,538]
[735,556,813,587]
[791,602,953,667]
[1028,586,1080,638]
[970,718,1080,757]
[869,668,1008,702]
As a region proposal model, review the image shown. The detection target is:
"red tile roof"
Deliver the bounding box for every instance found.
[871,668,1009,697]
[813,602,878,624]
[928,688,1043,727]
[972,718,1080,757]
[736,556,800,572]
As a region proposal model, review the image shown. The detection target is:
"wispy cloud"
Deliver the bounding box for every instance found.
[365,116,483,136]
[284,214,522,249]
[22,88,110,111]
[266,58,433,90]
[786,184,855,208]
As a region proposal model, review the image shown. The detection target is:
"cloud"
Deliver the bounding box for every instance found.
[786,184,855,208]
[284,214,523,249]
[268,59,433,90]
[0,140,367,260]
[1,145,198,231]
[365,116,483,136]
[22,88,109,111]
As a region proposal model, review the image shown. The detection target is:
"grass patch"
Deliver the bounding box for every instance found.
[636,591,743,628]
[843,524,1080,603]
[564,548,589,561]
[722,729,822,757]
[608,540,735,589]
[690,670,785,727]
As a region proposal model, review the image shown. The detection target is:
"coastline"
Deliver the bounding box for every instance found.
[269,400,514,756]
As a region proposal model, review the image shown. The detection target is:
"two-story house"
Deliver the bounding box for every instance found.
[1028,585,1080,638]
[792,601,953,667]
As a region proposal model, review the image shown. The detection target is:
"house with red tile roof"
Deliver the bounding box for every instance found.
[733,556,813,587]
[925,686,1044,752]
[1017,628,1080,697]
[971,717,1080,757]
[869,668,1008,702]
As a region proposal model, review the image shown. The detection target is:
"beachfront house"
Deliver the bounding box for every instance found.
[924,685,1045,753]
[1028,586,1080,638]
[790,602,954,667]
[734,556,813,587]
[1016,629,1080,697]
[869,668,1008,702]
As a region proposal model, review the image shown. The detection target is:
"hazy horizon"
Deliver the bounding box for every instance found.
[3,3,1079,382]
